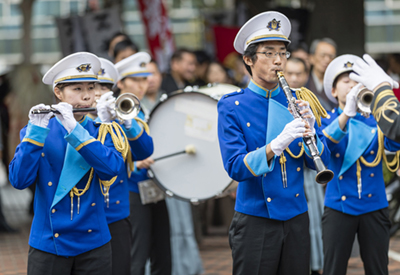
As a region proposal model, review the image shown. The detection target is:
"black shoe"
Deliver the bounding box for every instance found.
[311,271,321,275]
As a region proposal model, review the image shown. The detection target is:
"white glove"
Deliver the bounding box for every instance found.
[298,100,315,135]
[51,102,77,133]
[123,118,132,129]
[29,104,53,128]
[270,118,307,156]
[349,54,399,91]
[97,91,116,123]
[343,83,362,117]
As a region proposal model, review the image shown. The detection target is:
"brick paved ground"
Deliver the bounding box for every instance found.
[1,184,400,275]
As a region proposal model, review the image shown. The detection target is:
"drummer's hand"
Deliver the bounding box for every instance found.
[52,103,77,133]
[29,104,53,128]
[136,157,154,170]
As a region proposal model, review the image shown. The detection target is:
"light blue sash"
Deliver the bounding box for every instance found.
[51,116,92,208]
[339,118,376,176]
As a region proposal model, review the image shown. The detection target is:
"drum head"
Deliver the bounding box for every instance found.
[197,83,240,100]
[148,92,232,202]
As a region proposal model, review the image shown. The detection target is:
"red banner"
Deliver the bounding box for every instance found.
[213,25,240,64]
[137,0,175,72]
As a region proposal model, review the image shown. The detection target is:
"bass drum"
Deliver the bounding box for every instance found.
[148,87,237,202]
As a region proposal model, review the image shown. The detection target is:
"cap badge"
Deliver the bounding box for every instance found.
[140,62,146,68]
[98,68,105,76]
[77,64,92,73]
[344,62,353,68]
[267,19,281,31]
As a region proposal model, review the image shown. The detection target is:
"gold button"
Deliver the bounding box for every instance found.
[41,152,45,157]
[339,176,343,180]
[327,114,331,119]
[336,153,340,158]
[54,233,59,238]
[368,194,372,198]
[371,129,376,134]
[267,197,272,202]
[88,229,92,233]
[332,109,335,113]
[256,147,259,150]
[296,193,299,197]
[91,203,96,207]
[235,101,239,105]
[247,122,250,127]
[51,209,56,214]
[48,181,52,186]
[120,180,123,183]
[370,173,374,177]
[297,167,301,172]
[341,196,346,201]
[298,142,302,147]
[370,150,375,155]
[116,200,120,204]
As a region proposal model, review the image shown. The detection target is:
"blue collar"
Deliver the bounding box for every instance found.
[248,79,280,98]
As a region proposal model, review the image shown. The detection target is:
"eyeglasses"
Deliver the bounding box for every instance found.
[256,51,291,59]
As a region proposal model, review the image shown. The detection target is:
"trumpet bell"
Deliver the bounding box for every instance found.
[115,93,141,121]
[356,87,374,117]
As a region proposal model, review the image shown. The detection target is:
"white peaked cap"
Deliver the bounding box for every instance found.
[324,54,363,104]
[234,11,291,54]
[43,52,100,89]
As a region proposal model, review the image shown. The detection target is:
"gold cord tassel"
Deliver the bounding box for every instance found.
[356,159,362,199]
[296,87,328,127]
[69,121,130,219]
[280,152,287,188]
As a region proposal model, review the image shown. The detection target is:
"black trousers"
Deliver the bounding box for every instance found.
[109,218,132,275]
[229,211,310,275]
[322,207,390,275]
[129,192,171,275]
[27,242,112,275]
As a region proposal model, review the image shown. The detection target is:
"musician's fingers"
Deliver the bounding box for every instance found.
[300,108,311,115]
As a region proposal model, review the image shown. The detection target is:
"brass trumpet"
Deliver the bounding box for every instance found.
[356,87,374,118]
[31,93,141,122]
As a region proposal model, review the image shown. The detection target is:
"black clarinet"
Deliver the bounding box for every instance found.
[276,71,334,184]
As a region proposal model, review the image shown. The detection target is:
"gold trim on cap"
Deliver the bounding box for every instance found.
[121,70,150,77]
[55,75,98,84]
[246,34,288,45]
[98,77,115,82]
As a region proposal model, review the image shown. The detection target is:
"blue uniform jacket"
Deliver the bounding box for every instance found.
[92,117,154,224]
[321,108,400,215]
[9,116,125,256]
[128,111,150,193]
[218,80,331,221]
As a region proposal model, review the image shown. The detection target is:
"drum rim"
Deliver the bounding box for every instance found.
[148,90,218,121]
[147,167,233,203]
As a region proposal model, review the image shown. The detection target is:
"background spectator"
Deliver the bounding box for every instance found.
[161,48,197,95]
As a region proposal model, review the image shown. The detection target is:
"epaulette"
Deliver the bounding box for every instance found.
[222,88,244,99]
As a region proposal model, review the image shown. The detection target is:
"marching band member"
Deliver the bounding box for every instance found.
[217,11,331,274]
[115,52,172,275]
[9,52,127,275]
[94,58,154,275]
[321,54,400,275]
[349,54,400,142]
